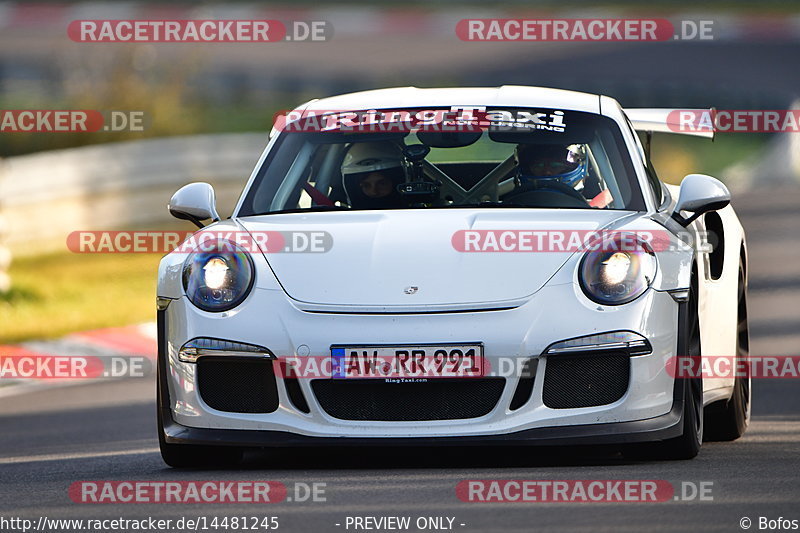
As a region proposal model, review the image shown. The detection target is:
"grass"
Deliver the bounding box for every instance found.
[0,252,162,344]
[649,132,768,185]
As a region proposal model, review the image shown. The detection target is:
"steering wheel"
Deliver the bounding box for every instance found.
[503,179,590,208]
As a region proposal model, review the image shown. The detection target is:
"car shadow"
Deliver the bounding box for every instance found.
[234,444,635,470]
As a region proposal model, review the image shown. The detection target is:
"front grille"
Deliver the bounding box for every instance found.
[542,352,630,409]
[311,378,505,421]
[197,357,279,413]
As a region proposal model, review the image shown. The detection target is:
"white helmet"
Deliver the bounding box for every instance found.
[341,142,404,176]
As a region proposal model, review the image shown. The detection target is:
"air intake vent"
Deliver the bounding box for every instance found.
[542,353,629,409]
[312,378,505,421]
[509,358,538,411]
[197,357,279,413]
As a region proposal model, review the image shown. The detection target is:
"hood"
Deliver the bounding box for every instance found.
[238,209,631,310]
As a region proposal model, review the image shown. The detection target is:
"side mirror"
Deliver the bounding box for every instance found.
[168,182,220,228]
[672,174,730,226]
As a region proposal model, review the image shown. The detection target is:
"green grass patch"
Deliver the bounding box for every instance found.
[649,133,768,185]
[0,252,162,344]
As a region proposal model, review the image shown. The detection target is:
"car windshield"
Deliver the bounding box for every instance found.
[237,107,645,216]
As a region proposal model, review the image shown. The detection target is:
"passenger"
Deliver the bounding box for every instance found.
[341,142,407,209]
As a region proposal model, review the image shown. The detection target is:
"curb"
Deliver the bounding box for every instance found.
[0,322,156,397]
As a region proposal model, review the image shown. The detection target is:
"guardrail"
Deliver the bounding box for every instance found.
[0,133,267,258]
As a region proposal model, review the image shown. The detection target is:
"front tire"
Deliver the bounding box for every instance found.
[625,273,703,460]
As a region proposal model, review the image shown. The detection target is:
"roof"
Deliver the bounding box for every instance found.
[303,86,603,114]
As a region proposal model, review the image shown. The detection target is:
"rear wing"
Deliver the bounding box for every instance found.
[624,108,715,158]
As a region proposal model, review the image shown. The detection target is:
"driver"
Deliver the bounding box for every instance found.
[515,143,588,190]
[511,143,612,207]
[341,142,407,209]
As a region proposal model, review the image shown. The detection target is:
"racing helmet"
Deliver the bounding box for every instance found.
[341,142,406,208]
[515,143,588,189]
[341,142,405,176]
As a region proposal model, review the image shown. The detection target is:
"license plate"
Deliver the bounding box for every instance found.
[330,344,484,379]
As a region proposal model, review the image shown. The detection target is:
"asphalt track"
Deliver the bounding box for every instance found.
[0,187,799,533]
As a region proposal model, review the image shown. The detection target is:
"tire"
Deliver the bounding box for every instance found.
[704,259,751,441]
[660,363,704,459]
[157,363,244,468]
[625,273,703,460]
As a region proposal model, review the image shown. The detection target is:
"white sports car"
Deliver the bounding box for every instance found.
[156,86,750,466]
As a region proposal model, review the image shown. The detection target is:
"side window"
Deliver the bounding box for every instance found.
[623,113,663,207]
[644,159,664,208]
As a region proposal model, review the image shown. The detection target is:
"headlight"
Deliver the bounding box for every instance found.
[182,240,255,312]
[579,233,656,305]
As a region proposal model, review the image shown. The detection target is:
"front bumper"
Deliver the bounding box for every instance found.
[160,384,686,447]
[159,282,683,444]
